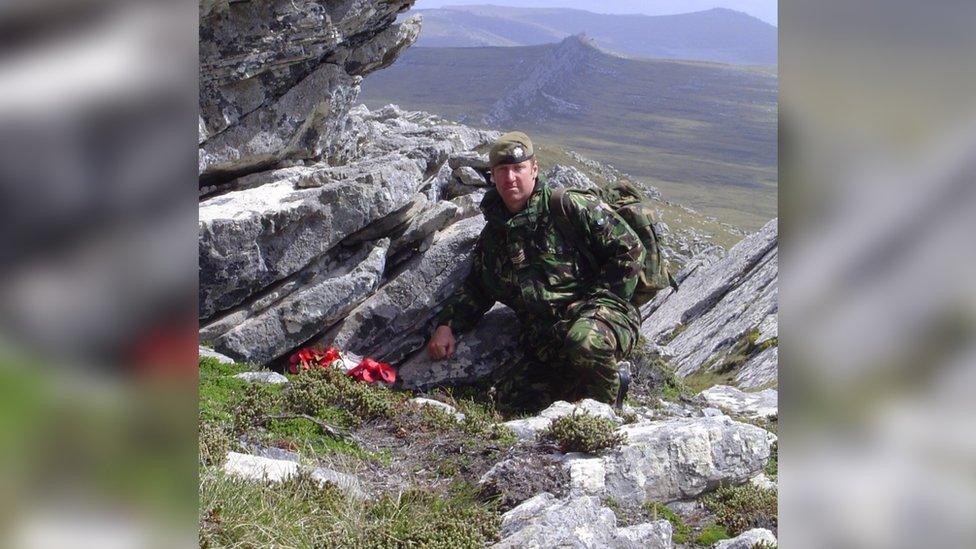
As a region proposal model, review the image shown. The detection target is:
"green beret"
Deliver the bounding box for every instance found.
[489,131,534,168]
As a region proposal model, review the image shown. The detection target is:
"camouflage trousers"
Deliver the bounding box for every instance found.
[492,296,641,415]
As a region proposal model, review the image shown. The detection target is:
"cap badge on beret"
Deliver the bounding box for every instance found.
[512,146,524,159]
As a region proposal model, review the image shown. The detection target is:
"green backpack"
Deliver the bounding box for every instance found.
[549,181,678,307]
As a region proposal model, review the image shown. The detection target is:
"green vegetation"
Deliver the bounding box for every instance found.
[752,541,778,549]
[643,501,691,544]
[765,441,778,478]
[542,412,626,454]
[695,522,732,545]
[702,483,778,536]
[200,470,500,548]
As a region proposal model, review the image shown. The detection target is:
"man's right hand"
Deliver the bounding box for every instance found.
[427,325,456,360]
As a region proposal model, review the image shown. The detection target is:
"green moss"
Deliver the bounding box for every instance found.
[543,412,626,454]
[702,483,778,535]
[643,501,691,544]
[264,417,376,462]
[752,541,778,549]
[695,522,731,545]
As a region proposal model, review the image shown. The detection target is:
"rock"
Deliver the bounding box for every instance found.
[699,385,777,419]
[749,473,777,491]
[614,521,673,549]
[198,157,421,318]
[309,466,366,499]
[504,399,622,442]
[455,166,490,187]
[199,1,419,177]
[448,151,489,171]
[234,371,289,384]
[325,215,486,364]
[409,398,466,421]
[450,191,487,220]
[390,200,459,254]
[713,528,777,548]
[735,346,778,390]
[702,407,725,417]
[491,493,617,548]
[544,165,598,190]
[199,346,235,365]
[491,492,674,549]
[397,304,520,389]
[640,219,778,384]
[239,444,300,463]
[223,451,298,483]
[223,452,364,497]
[565,416,775,503]
[210,239,388,364]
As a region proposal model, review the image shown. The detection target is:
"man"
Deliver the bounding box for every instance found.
[427,131,645,414]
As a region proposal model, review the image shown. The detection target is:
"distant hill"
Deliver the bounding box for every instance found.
[359,36,777,230]
[410,5,777,66]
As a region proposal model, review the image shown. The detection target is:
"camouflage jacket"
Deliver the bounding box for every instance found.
[436,175,645,346]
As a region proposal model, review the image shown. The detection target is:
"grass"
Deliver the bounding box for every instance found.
[695,522,731,545]
[643,501,692,544]
[200,470,500,548]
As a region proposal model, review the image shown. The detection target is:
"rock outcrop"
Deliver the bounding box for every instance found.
[640,218,778,387]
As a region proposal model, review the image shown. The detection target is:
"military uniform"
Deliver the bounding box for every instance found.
[435,173,645,414]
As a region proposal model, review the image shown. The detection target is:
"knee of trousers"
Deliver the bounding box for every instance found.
[563,317,618,370]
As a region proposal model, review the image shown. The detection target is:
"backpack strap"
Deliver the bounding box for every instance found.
[548,188,599,274]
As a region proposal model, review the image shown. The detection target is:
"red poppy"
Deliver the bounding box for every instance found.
[287,346,342,374]
[347,357,396,384]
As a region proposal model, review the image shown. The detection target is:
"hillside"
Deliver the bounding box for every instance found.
[410,5,777,65]
[360,35,777,230]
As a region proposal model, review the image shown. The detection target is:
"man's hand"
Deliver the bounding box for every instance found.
[427,325,456,360]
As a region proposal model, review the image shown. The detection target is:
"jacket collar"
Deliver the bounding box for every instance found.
[481,174,550,228]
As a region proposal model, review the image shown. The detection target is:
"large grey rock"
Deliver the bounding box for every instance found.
[198,157,421,318]
[325,215,486,363]
[398,305,520,389]
[565,416,775,503]
[700,385,777,419]
[640,219,778,384]
[200,0,419,175]
[491,492,673,549]
[211,239,388,364]
[714,528,777,548]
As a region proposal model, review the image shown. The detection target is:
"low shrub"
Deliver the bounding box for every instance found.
[543,411,625,453]
[702,483,778,535]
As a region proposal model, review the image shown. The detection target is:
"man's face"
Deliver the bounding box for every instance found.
[491,159,538,213]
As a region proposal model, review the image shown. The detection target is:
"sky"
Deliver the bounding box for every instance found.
[412,1,778,26]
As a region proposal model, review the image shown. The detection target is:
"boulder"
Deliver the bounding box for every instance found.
[198,157,421,318]
[491,492,673,549]
[699,385,777,419]
[735,346,778,390]
[223,452,364,498]
[564,416,775,503]
[199,346,235,365]
[397,305,520,389]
